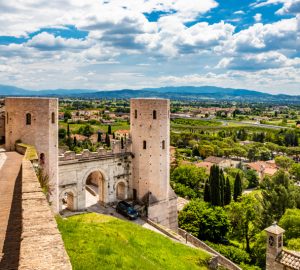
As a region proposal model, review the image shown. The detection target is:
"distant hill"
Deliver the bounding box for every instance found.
[0,84,299,103]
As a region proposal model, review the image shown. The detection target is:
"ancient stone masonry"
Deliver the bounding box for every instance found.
[5,97,59,212]
[130,98,178,231]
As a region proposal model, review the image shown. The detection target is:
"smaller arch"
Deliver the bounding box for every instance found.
[39,153,45,165]
[51,112,55,124]
[115,180,128,201]
[59,188,78,212]
[26,113,31,125]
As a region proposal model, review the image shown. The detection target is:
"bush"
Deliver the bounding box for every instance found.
[205,242,251,265]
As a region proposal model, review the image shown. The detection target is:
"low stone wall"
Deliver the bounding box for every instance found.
[19,159,72,270]
[178,228,242,270]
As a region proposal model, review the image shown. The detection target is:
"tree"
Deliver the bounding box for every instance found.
[204,180,210,202]
[290,163,300,181]
[224,177,231,205]
[58,128,66,139]
[105,133,111,147]
[121,137,124,149]
[278,208,300,240]
[179,200,230,243]
[73,136,77,146]
[97,131,102,143]
[226,195,262,253]
[275,156,295,170]
[233,173,242,201]
[108,125,112,135]
[245,169,259,188]
[67,124,71,138]
[79,124,94,138]
[209,165,221,206]
[64,111,72,122]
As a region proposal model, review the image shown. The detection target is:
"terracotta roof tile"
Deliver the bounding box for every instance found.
[276,250,300,269]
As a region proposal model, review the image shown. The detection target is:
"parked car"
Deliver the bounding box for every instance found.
[116,201,138,220]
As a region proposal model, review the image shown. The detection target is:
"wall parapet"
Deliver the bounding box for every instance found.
[178,228,242,270]
[19,158,72,270]
[59,140,132,162]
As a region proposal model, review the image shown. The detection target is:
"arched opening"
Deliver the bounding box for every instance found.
[153,110,157,119]
[39,153,45,165]
[61,191,75,211]
[116,182,126,200]
[26,113,31,125]
[85,171,105,207]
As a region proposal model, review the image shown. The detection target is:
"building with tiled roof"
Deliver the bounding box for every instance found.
[265,223,300,270]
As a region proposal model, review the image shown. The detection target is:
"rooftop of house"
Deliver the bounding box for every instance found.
[265,223,285,235]
[276,250,300,270]
[204,156,227,164]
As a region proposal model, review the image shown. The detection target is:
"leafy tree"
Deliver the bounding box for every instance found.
[226,195,262,252]
[171,165,207,199]
[278,209,300,240]
[290,163,300,181]
[79,124,94,138]
[224,177,231,205]
[260,170,297,228]
[275,156,295,170]
[58,128,67,139]
[179,200,230,243]
[233,173,242,201]
[64,110,72,122]
[245,169,259,188]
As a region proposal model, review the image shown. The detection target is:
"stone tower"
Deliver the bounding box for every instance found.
[5,97,59,212]
[130,98,178,230]
[265,222,285,270]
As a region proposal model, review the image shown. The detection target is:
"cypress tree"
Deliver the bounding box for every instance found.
[105,133,111,148]
[233,173,242,201]
[220,169,225,206]
[224,177,231,205]
[73,136,77,146]
[209,165,221,206]
[67,124,70,138]
[204,180,210,202]
[97,131,102,143]
[112,132,115,139]
[108,125,112,135]
[121,137,124,149]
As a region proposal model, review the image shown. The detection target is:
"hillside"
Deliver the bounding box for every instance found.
[56,213,211,270]
[1,84,300,103]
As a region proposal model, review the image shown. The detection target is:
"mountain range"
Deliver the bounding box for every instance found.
[0,84,299,103]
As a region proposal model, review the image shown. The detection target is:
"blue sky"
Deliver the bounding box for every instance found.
[0,0,299,94]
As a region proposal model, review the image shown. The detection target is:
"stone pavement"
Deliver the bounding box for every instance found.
[0,152,23,269]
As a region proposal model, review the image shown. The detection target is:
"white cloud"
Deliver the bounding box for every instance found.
[254,13,262,22]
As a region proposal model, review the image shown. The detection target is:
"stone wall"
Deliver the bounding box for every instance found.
[19,159,71,270]
[178,228,242,270]
[0,112,4,143]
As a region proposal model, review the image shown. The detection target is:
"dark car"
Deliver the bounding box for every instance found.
[116,201,138,220]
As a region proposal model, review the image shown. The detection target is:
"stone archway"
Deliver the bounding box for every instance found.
[59,188,77,212]
[116,182,126,200]
[85,170,105,205]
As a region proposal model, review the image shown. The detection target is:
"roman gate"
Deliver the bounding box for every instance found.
[58,142,132,212]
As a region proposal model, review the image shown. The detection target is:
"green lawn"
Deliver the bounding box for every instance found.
[59,121,129,133]
[56,213,211,270]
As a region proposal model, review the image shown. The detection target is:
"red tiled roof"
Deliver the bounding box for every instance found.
[276,250,300,269]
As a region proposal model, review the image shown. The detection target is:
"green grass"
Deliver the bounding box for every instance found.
[56,213,211,270]
[59,121,129,133]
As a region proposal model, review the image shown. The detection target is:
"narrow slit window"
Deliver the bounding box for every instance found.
[143,140,147,149]
[134,109,137,119]
[51,112,55,124]
[153,110,157,119]
[7,112,8,124]
[162,140,165,149]
[26,113,31,125]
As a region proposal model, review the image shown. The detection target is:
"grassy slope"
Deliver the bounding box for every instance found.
[57,213,211,270]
